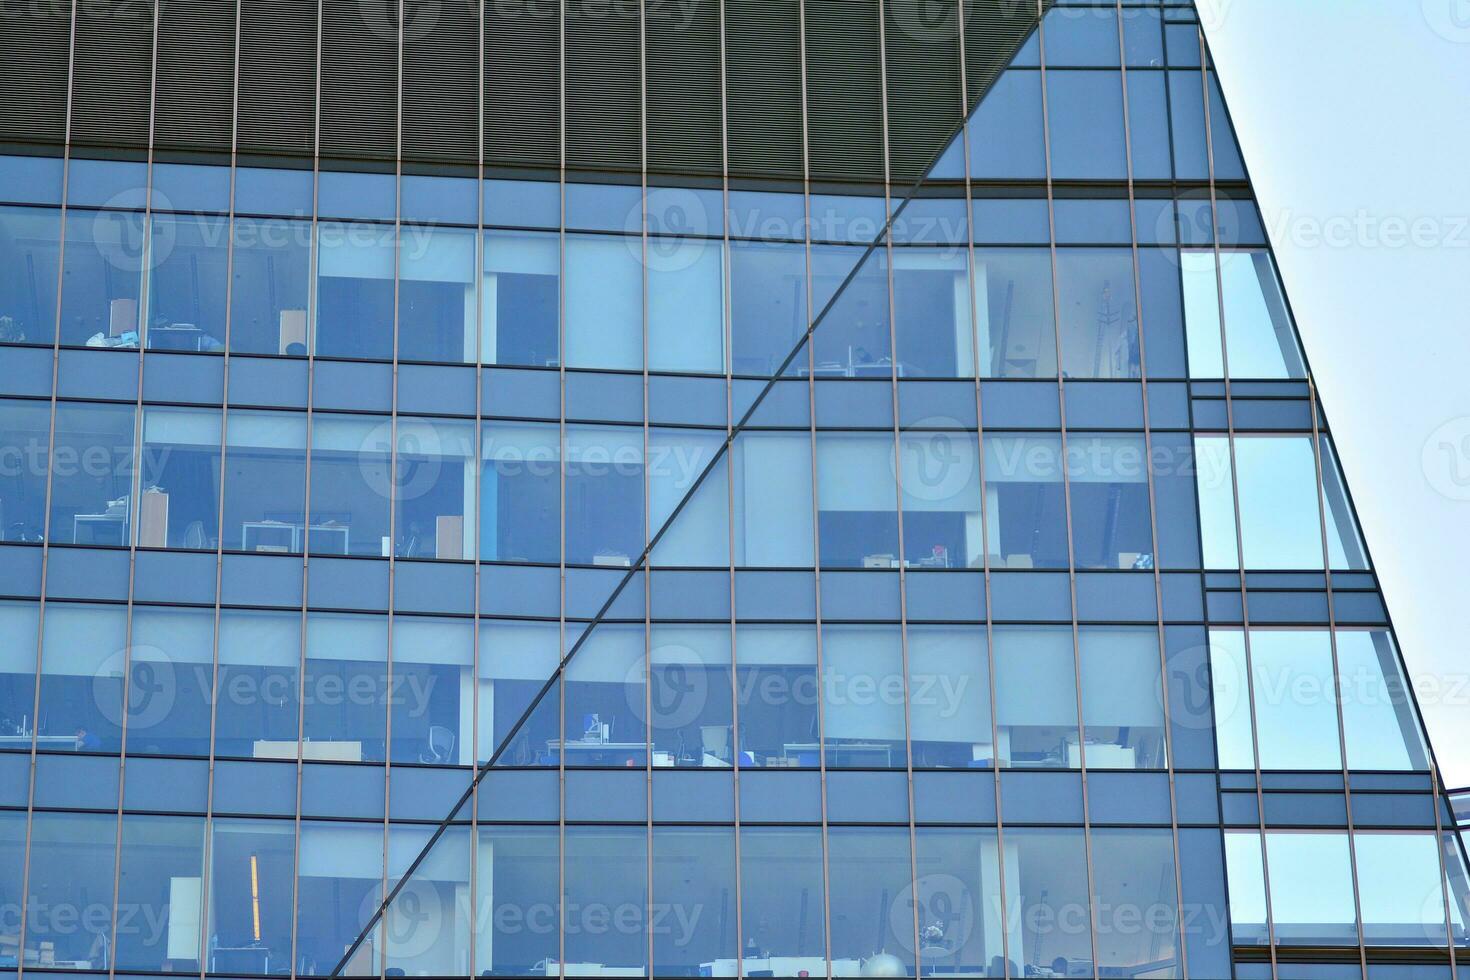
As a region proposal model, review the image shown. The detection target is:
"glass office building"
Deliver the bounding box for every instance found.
[0,0,1465,978]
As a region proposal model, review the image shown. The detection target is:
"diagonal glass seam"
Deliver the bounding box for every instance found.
[329,8,1050,975]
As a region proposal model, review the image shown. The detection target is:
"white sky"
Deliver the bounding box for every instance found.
[1198,0,1470,784]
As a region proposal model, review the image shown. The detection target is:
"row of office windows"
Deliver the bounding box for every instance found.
[1,809,1465,978]
[0,196,1295,382]
[0,398,1363,573]
[0,594,1423,775]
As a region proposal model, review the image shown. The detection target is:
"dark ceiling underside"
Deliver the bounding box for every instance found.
[0,0,1048,183]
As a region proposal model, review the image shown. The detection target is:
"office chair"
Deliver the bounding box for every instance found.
[419,725,456,764]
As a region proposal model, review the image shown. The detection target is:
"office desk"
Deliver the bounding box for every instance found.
[73,512,128,545]
[782,742,894,768]
[253,739,363,762]
[545,740,647,766]
[0,735,83,750]
[242,521,349,554]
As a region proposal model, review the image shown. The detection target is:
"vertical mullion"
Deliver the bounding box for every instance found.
[468,0,488,974]
[1034,7,1102,978]
[1113,3,1192,976]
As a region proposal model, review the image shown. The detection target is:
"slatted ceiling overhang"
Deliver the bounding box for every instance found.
[0,0,1045,181]
[884,0,964,184]
[563,0,642,172]
[236,0,318,158]
[318,0,399,163]
[645,0,723,177]
[154,0,237,152]
[0,0,72,145]
[69,0,155,150]
[483,0,560,169]
[402,0,479,165]
[804,0,886,183]
[724,0,804,180]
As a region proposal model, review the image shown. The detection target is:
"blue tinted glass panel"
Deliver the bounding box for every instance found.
[315,222,394,359]
[0,205,62,345]
[59,208,146,346]
[146,214,228,351]
[398,225,477,363]
[482,230,559,367]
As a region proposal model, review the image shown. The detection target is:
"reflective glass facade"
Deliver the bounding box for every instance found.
[0,2,1466,980]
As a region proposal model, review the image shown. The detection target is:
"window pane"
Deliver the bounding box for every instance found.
[60,208,145,347]
[295,821,384,975]
[480,422,560,563]
[983,435,1068,569]
[648,235,726,373]
[127,605,214,757]
[146,214,227,351]
[1193,435,1239,569]
[993,625,1079,768]
[315,221,394,359]
[224,410,307,554]
[230,217,312,355]
[907,625,991,769]
[1079,626,1165,769]
[649,625,733,765]
[1235,436,1326,570]
[113,814,206,971]
[0,397,53,541]
[477,620,560,764]
[39,602,127,751]
[0,600,39,742]
[1208,630,1255,770]
[827,828,916,976]
[398,225,476,363]
[482,230,559,367]
[140,407,222,549]
[1181,250,1224,378]
[390,615,473,764]
[385,825,472,975]
[975,248,1056,378]
[1046,70,1127,179]
[652,828,738,973]
[0,204,62,344]
[24,811,118,968]
[731,241,807,377]
[1320,436,1369,570]
[893,246,974,377]
[1249,630,1342,771]
[474,826,559,974]
[1337,630,1430,771]
[910,828,1006,976]
[207,819,296,972]
[1008,828,1093,975]
[1355,832,1448,946]
[561,624,645,767]
[1264,832,1357,945]
[566,425,643,565]
[309,414,390,557]
[49,401,136,545]
[732,431,815,568]
[739,828,827,967]
[1067,434,1153,569]
[304,612,388,762]
[810,246,890,377]
[649,428,728,568]
[216,609,301,758]
[1090,828,1180,977]
[735,625,819,768]
[899,429,982,568]
[564,234,642,370]
[1223,831,1269,945]
[1055,248,1140,379]
[817,433,898,569]
[821,625,906,768]
[393,417,476,560]
[563,827,647,970]
[966,71,1046,180]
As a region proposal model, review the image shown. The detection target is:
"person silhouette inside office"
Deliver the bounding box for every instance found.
[74,726,101,751]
